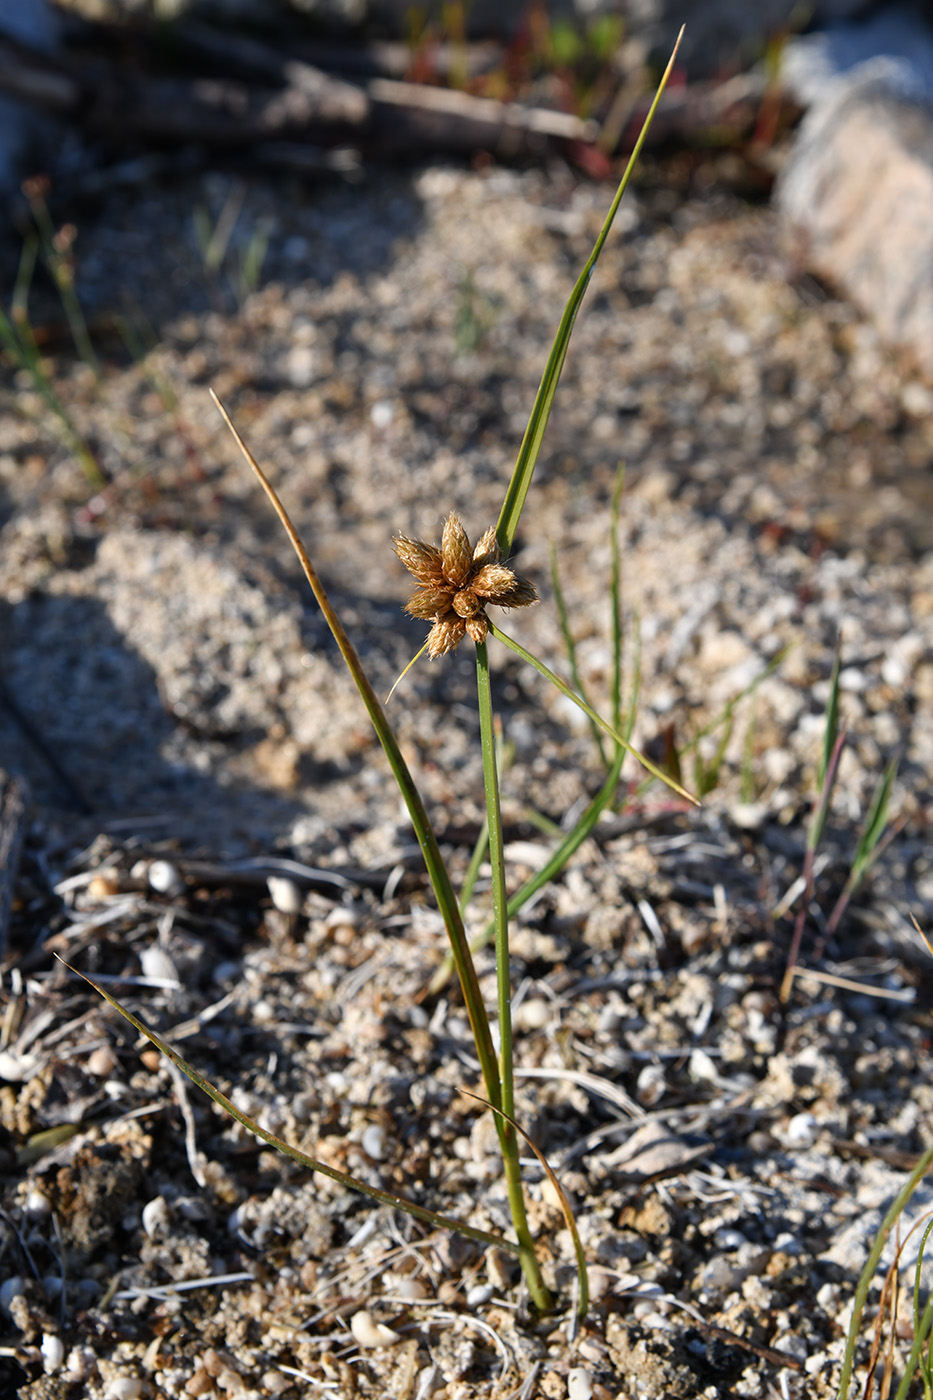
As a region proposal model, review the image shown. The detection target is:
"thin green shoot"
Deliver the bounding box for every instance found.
[668,646,790,779]
[610,464,625,736]
[691,711,735,800]
[458,721,511,916]
[0,235,102,486]
[837,1140,933,1399]
[61,957,518,1255]
[779,724,846,1004]
[194,181,246,276]
[906,1217,933,1400]
[24,179,100,376]
[740,700,759,804]
[464,1089,589,1320]
[429,742,627,995]
[495,26,683,556]
[819,753,901,951]
[550,541,607,767]
[812,644,840,840]
[488,619,698,805]
[475,638,546,1306]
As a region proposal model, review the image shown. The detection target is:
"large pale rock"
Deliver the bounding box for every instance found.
[778,35,933,374]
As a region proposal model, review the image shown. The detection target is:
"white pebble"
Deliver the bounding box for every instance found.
[636,1063,666,1106]
[41,1333,64,1373]
[786,1112,819,1146]
[104,1379,144,1400]
[350,1310,401,1348]
[568,1367,593,1400]
[414,1363,441,1400]
[147,860,184,896]
[688,1048,721,1084]
[139,946,179,985]
[87,1046,119,1078]
[514,998,551,1031]
[465,1283,494,1307]
[267,876,303,914]
[361,1124,388,1161]
[370,399,395,429]
[24,1188,51,1219]
[0,1050,41,1083]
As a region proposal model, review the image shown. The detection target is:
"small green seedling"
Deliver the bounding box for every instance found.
[780,640,900,1001]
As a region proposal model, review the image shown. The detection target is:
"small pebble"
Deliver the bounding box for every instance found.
[0,1050,41,1083]
[349,1310,401,1348]
[87,1046,119,1078]
[361,1123,388,1161]
[465,1283,494,1307]
[0,1276,23,1312]
[24,1187,51,1219]
[104,1379,144,1400]
[148,860,184,897]
[568,1367,593,1400]
[785,1112,819,1146]
[415,1363,441,1400]
[40,1333,63,1374]
[88,871,121,898]
[267,876,303,914]
[513,997,551,1031]
[140,946,180,984]
[635,1063,666,1106]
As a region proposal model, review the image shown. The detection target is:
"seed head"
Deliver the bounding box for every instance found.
[394,513,538,658]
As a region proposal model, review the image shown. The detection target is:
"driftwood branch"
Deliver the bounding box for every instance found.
[0,28,593,161]
[0,22,798,168]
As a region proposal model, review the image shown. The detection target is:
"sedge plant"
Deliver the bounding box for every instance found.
[67,32,689,1317]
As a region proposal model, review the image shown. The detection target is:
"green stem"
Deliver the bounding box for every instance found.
[212,393,503,1123]
[487,620,697,805]
[475,639,552,1312]
[837,1141,933,1398]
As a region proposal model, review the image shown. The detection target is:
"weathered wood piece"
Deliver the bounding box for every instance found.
[0,769,29,960]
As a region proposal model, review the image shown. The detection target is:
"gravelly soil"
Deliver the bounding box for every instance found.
[1,153,933,1399]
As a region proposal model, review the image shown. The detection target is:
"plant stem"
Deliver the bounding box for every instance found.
[212,393,503,1126]
[475,639,552,1312]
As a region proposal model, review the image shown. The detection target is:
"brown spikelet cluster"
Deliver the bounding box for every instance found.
[394,514,538,658]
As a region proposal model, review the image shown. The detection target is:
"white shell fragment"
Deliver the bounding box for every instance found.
[141,1197,170,1239]
[568,1366,594,1400]
[349,1310,401,1348]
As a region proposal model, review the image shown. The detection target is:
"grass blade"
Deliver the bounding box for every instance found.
[610,464,626,735]
[464,1089,588,1319]
[475,640,551,1310]
[487,619,698,805]
[60,958,519,1255]
[550,542,606,766]
[211,392,504,1128]
[429,743,626,995]
[494,30,683,555]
